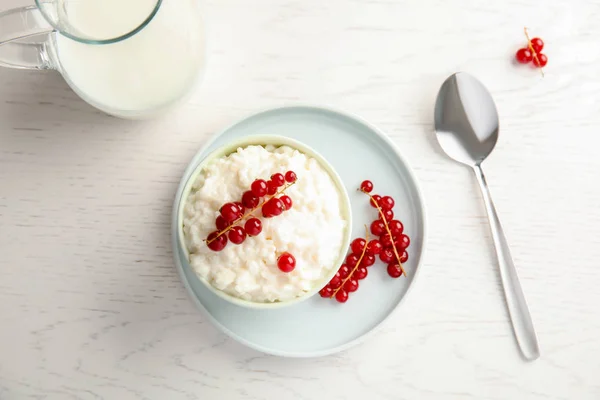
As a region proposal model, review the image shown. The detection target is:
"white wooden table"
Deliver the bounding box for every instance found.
[2,0,600,398]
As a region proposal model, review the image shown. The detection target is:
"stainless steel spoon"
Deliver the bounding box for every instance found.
[434,72,540,361]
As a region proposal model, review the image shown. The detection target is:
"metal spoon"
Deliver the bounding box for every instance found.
[434,72,540,361]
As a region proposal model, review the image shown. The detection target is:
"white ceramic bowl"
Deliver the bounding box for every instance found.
[176,135,353,309]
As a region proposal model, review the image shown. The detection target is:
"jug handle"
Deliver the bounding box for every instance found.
[0,6,55,70]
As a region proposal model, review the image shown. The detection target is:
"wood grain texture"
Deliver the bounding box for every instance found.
[1,0,600,399]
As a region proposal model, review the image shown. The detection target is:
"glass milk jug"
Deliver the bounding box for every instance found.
[0,0,205,118]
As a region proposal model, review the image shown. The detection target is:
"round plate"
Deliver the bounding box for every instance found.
[172,106,426,357]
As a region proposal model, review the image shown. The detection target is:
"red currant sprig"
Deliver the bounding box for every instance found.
[515,28,547,76]
[360,180,407,277]
[205,170,297,251]
[320,226,370,303]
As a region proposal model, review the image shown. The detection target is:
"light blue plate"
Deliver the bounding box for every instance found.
[172,106,426,357]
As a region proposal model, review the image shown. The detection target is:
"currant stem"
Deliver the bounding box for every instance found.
[524,27,544,77]
[361,189,406,276]
[205,181,296,245]
[331,225,370,299]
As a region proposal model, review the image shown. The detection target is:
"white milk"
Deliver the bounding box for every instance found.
[54,0,204,117]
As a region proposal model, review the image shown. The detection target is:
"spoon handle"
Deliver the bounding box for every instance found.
[473,164,540,361]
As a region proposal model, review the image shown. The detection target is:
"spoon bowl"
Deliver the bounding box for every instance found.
[434,72,499,166]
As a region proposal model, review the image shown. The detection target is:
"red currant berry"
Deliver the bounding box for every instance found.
[285,170,297,183]
[396,234,410,249]
[319,286,333,298]
[380,248,394,263]
[370,220,385,236]
[338,264,350,278]
[242,190,259,209]
[530,37,544,53]
[280,195,293,210]
[220,203,241,222]
[235,201,245,215]
[533,53,548,67]
[350,238,366,255]
[380,233,394,249]
[207,231,227,251]
[344,279,359,293]
[271,173,285,187]
[360,180,373,193]
[353,266,368,280]
[228,226,247,245]
[370,194,382,208]
[380,196,395,210]
[366,239,382,255]
[387,263,402,278]
[381,209,394,222]
[251,179,268,197]
[389,220,404,236]
[363,254,375,267]
[277,252,296,273]
[400,250,408,263]
[244,218,262,236]
[335,289,348,303]
[215,215,230,231]
[515,48,533,64]
[346,254,360,268]
[262,198,284,218]
[329,272,342,288]
[266,180,278,195]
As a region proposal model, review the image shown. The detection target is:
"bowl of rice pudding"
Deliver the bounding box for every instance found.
[177,135,352,309]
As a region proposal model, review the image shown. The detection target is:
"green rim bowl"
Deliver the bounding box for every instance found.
[176,135,353,309]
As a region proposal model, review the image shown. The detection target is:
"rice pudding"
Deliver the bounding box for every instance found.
[182,144,348,303]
